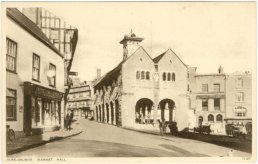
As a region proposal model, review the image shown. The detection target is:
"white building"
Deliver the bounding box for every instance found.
[5,8,65,136]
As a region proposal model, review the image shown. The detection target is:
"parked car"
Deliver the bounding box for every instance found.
[232,126,243,137]
[225,124,234,136]
[194,125,211,135]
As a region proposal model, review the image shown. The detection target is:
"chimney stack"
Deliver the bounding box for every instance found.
[97,68,101,79]
[218,66,224,74]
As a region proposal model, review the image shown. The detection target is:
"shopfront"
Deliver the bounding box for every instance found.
[23,82,63,135]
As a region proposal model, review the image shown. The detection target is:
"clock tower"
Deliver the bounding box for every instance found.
[120,30,144,60]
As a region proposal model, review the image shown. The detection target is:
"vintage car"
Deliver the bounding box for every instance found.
[232,126,243,137]
[226,124,249,138]
[193,125,211,135]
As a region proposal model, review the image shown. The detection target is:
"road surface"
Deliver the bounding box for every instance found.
[10,119,251,157]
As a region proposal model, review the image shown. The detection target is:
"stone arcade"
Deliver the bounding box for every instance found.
[93,31,190,131]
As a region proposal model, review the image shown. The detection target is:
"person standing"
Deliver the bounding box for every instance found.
[66,110,74,130]
[147,112,150,124]
[65,110,70,130]
[158,119,164,136]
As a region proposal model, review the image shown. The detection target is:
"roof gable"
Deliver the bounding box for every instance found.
[6,8,63,58]
[123,46,154,65]
[153,48,187,68]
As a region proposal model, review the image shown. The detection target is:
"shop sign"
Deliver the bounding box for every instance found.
[35,87,63,101]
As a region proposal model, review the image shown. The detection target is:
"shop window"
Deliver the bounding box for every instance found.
[141,71,145,79]
[32,54,40,81]
[167,73,171,81]
[213,83,220,92]
[216,114,223,122]
[136,71,140,79]
[214,98,220,110]
[202,99,208,111]
[208,114,214,122]
[6,38,17,72]
[146,71,150,80]
[49,63,56,87]
[6,89,16,121]
[202,84,208,92]
[172,73,176,81]
[236,92,244,102]
[163,72,166,81]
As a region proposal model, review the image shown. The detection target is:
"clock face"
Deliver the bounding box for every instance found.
[154,73,159,82]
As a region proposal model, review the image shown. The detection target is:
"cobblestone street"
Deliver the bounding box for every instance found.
[9,119,251,157]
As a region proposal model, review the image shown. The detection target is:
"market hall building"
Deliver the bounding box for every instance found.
[93,31,190,131]
[5,8,65,136]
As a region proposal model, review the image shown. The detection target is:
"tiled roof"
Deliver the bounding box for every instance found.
[6,8,63,58]
[94,60,124,88]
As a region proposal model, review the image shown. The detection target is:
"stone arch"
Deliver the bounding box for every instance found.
[135,98,154,124]
[106,103,109,123]
[208,114,214,122]
[158,99,175,122]
[115,99,119,125]
[99,105,101,122]
[102,104,105,123]
[216,114,223,122]
[110,101,115,124]
[96,106,98,121]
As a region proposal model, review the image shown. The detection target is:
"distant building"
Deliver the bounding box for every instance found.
[188,67,226,134]
[93,30,189,131]
[5,8,65,135]
[224,72,252,125]
[67,81,94,119]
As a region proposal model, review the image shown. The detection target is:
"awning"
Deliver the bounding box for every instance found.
[6,89,15,97]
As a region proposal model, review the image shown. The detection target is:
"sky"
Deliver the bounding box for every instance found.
[20,2,256,81]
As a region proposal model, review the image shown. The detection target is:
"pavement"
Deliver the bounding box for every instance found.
[6,122,83,155]
[8,119,252,158]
